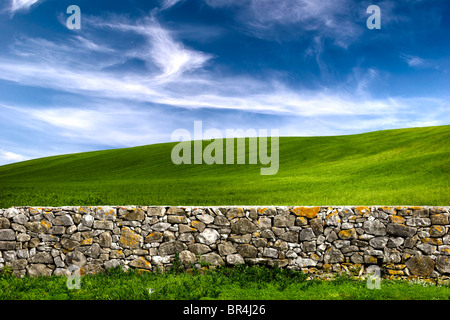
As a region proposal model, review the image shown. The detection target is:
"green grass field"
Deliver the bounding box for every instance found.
[0,125,449,208]
[1,265,449,300]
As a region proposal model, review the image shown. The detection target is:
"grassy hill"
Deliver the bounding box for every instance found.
[0,125,448,208]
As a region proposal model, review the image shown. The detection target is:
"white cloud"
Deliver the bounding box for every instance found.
[9,0,42,13]
[86,17,212,83]
[204,0,361,47]
[160,0,184,10]
[401,54,426,68]
[0,149,27,163]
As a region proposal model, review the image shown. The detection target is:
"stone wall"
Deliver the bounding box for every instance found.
[0,206,449,279]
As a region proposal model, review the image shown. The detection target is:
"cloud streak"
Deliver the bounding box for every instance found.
[9,0,43,14]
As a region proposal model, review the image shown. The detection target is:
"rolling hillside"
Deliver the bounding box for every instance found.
[0,125,448,207]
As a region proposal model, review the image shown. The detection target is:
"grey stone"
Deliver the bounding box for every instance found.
[417,243,437,255]
[226,254,244,265]
[83,264,105,275]
[52,214,74,226]
[200,253,225,266]
[119,207,145,221]
[13,214,28,225]
[293,257,317,267]
[61,238,80,250]
[256,217,272,229]
[310,218,323,235]
[383,248,402,263]
[262,247,278,258]
[5,208,19,218]
[213,216,230,226]
[406,218,431,227]
[188,243,211,255]
[197,214,215,224]
[53,268,71,276]
[3,251,16,262]
[0,217,11,229]
[406,256,435,277]
[334,240,350,249]
[439,245,450,255]
[430,225,446,237]
[158,241,186,255]
[444,235,450,245]
[430,214,449,225]
[54,256,65,268]
[24,221,46,233]
[236,244,258,258]
[198,228,220,245]
[16,249,29,259]
[350,253,364,264]
[147,207,165,216]
[27,264,53,277]
[65,251,87,268]
[104,259,120,270]
[93,221,114,230]
[99,232,112,248]
[386,223,416,237]
[299,228,315,241]
[404,236,419,248]
[179,250,196,266]
[81,215,94,227]
[30,252,53,264]
[0,229,15,241]
[387,237,404,248]
[87,243,101,259]
[178,233,194,242]
[369,237,389,249]
[273,215,295,227]
[151,255,171,265]
[341,245,359,254]
[326,231,338,242]
[190,220,206,232]
[302,241,316,252]
[363,220,386,236]
[218,242,236,256]
[341,222,354,230]
[280,230,299,243]
[230,219,257,234]
[167,215,188,224]
[324,248,344,264]
[259,230,275,240]
[324,212,341,227]
[436,256,450,274]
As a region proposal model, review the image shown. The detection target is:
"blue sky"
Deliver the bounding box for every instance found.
[0,0,449,165]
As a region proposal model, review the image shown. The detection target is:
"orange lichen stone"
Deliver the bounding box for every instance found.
[291,207,320,219]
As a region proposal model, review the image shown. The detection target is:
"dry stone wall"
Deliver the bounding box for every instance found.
[0,206,449,279]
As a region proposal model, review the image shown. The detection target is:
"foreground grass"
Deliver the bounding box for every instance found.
[1,265,449,300]
[0,125,449,207]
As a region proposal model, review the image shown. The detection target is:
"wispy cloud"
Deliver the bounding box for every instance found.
[204,0,362,47]
[0,15,446,120]
[160,0,185,10]
[401,54,427,68]
[9,0,43,14]
[0,149,27,162]
[86,16,212,83]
